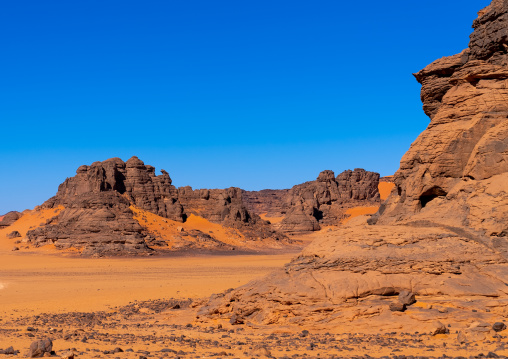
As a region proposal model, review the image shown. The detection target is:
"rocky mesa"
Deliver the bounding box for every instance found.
[2,157,383,256]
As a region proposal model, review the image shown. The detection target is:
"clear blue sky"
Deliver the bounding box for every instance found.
[0,0,490,214]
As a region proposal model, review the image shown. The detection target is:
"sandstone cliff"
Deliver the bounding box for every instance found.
[243,169,380,232]
[371,0,508,240]
[198,1,508,331]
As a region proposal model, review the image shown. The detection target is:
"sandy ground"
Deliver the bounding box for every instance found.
[342,206,379,224]
[0,207,62,251]
[1,238,507,357]
[378,181,395,201]
[1,247,506,359]
[0,251,294,318]
[2,184,505,357]
[259,213,284,224]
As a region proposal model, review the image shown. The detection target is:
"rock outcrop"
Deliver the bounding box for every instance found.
[242,189,289,218]
[45,157,184,222]
[278,169,379,232]
[27,191,152,256]
[243,169,380,232]
[0,211,22,229]
[26,157,286,255]
[371,0,508,238]
[197,1,508,329]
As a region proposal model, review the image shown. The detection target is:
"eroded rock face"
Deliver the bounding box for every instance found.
[27,157,286,254]
[372,1,508,237]
[243,169,380,232]
[198,222,508,326]
[278,169,379,232]
[27,192,152,256]
[242,189,289,218]
[176,186,285,242]
[197,1,508,327]
[0,211,22,229]
[47,157,184,222]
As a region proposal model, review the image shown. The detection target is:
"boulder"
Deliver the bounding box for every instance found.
[431,321,449,335]
[389,302,406,312]
[493,321,506,332]
[6,231,21,239]
[27,338,52,358]
[398,291,416,306]
[0,211,22,228]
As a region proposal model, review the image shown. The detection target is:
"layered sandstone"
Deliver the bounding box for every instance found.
[243,169,380,232]
[10,156,382,255]
[25,157,286,255]
[371,0,508,238]
[198,1,508,329]
[278,169,379,232]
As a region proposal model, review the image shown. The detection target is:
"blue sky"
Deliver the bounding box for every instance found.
[0,0,490,213]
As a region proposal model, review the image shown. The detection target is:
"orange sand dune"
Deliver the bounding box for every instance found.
[340,181,395,224]
[0,215,4,221]
[379,181,395,201]
[0,206,63,251]
[132,206,247,249]
[259,213,284,224]
[342,206,379,224]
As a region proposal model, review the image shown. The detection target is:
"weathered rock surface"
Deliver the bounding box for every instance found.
[371,0,508,238]
[28,338,52,358]
[198,1,508,328]
[45,157,184,222]
[27,191,153,256]
[279,169,379,232]
[243,169,380,232]
[0,211,22,228]
[198,221,508,325]
[242,189,289,218]
[26,157,286,255]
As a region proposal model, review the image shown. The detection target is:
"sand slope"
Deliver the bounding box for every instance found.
[0,207,63,251]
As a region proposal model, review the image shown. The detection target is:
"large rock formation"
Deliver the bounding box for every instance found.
[198,1,508,329]
[25,157,286,255]
[46,157,184,221]
[13,156,382,255]
[243,169,380,232]
[278,169,379,232]
[371,0,508,238]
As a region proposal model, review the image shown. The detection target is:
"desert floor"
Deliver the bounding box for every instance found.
[1,248,507,358]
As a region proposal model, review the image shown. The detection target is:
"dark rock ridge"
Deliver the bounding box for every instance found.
[20,157,382,255]
[244,169,380,232]
[198,1,508,328]
[27,157,286,255]
[27,191,153,256]
[45,157,184,222]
